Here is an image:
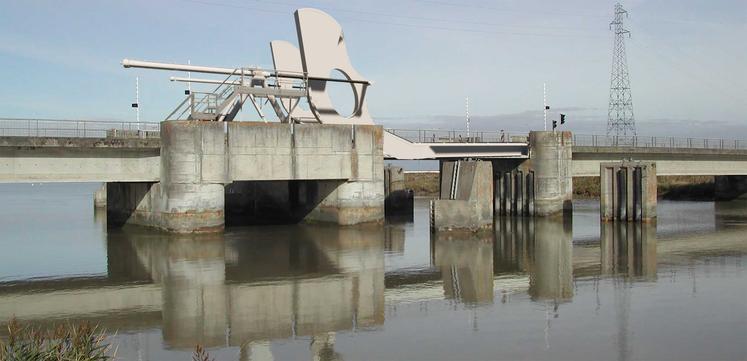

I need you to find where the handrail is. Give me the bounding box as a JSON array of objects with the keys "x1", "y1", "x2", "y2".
[
  {"x1": 0, "y1": 118, "x2": 159, "y2": 139},
  {"x1": 2, "y1": 119, "x2": 746, "y2": 150}
]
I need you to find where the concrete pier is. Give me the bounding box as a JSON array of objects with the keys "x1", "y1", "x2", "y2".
[
  {"x1": 430, "y1": 160, "x2": 493, "y2": 232},
  {"x1": 600, "y1": 161, "x2": 657, "y2": 222},
  {"x1": 528, "y1": 131, "x2": 573, "y2": 217},
  {"x1": 107, "y1": 121, "x2": 385, "y2": 232},
  {"x1": 94, "y1": 183, "x2": 107, "y2": 208},
  {"x1": 384, "y1": 165, "x2": 414, "y2": 217},
  {"x1": 493, "y1": 161, "x2": 534, "y2": 217}
]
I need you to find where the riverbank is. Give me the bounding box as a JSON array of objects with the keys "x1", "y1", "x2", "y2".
[{"x1": 405, "y1": 172, "x2": 715, "y2": 201}]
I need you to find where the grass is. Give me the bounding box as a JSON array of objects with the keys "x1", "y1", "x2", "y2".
[{"x1": 0, "y1": 319, "x2": 114, "y2": 361}]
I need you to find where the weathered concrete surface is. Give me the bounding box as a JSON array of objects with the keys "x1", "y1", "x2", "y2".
[
  {"x1": 600, "y1": 161, "x2": 657, "y2": 222},
  {"x1": 94, "y1": 183, "x2": 107, "y2": 208},
  {"x1": 430, "y1": 160, "x2": 493, "y2": 232},
  {"x1": 0, "y1": 136, "x2": 160, "y2": 182},
  {"x1": 493, "y1": 159, "x2": 535, "y2": 217},
  {"x1": 108, "y1": 122, "x2": 226, "y2": 232},
  {"x1": 573, "y1": 146, "x2": 747, "y2": 176},
  {"x1": 529, "y1": 131, "x2": 573, "y2": 217},
  {"x1": 106, "y1": 121, "x2": 384, "y2": 231},
  {"x1": 384, "y1": 165, "x2": 414, "y2": 216},
  {"x1": 714, "y1": 175, "x2": 747, "y2": 200}
]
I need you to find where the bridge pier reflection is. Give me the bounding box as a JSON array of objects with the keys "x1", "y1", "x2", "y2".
[
  {"x1": 600, "y1": 222, "x2": 657, "y2": 280},
  {"x1": 494, "y1": 218, "x2": 574, "y2": 303},
  {"x1": 105, "y1": 224, "x2": 385, "y2": 354}
]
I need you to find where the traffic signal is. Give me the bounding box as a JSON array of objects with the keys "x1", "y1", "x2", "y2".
[
  {"x1": 552, "y1": 120, "x2": 558, "y2": 130},
  {"x1": 560, "y1": 113, "x2": 566, "y2": 125}
]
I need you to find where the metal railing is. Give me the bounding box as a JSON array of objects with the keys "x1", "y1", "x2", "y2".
[
  {"x1": 385, "y1": 128, "x2": 527, "y2": 143},
  {"x1": 573, "y1": 134, "x2": 747, "y2": 150},
  {"x1": 0, "y1": 118, "x2": 160, "y2": 139},
  {"x1": 2, "y1": 119, "x2": 746, "y2": 151}
]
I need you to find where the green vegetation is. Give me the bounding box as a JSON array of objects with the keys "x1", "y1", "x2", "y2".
[
  {"x1": 405, "y1": 172, "x2": 440, "y2": 197},
  {"x1": 0, "y1": 319, "x2": 113, "y2": 361}
]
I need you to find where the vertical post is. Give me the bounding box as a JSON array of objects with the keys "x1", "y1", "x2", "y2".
[
  {"x1": 600, "y1": 165, "x2": 614, "y2": 221},
  {"x1": 135, "y1": 76, "x2": 140, "y2": 123},
  {"x1": 617, "y1": 168, "x2": 627, "y2": 221},
  {"x1": 640, "y1": 163, "x2": 657, "y2": 221},
  {"x1": 515, "y1": 171, "x2": 524, "y2": 216},
  {"x1": 626, "y1": 164, "x2": 635, "y2": 222},
  {"x1": 503, "y1": 172, "x2": 512, "y2": 216},
  {"x1": 525, "y1": 171, "x2": 535, "y2": 216},
  {"x1": 543, "y1": 83, "x2": 547, "y2": 131}
]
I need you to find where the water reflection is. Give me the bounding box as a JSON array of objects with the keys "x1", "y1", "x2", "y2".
[
  {"x1": 600, "y1": 222, "x2": 657, "y2": 280},
  {"x1": 1, "y1": 197, "x2": 746, "y2": 360},
  {"x1": 494, "y1": 218, "x2": 573, "y2": 303},
  {"x1": 2, "y1": 224, "x2": 384, "y2": 360},
  {"x1": 431, "y1": 233, "x2": 493, "y2": 304}
]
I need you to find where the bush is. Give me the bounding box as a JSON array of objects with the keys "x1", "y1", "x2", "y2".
[{"x1": 0, "y1": 319, "x2": 113, "y2": 361}]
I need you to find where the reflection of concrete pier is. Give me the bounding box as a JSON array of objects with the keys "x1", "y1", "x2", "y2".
[
  {"x1": 493, "y1": 218, "x2": 573, "y2": 302},
  {"x1": 0, "y1": 225, "x2": 384, "y2": 358},
  {"x1": 432, "y1": 233, "x2": 494, "y2": 304},
  {"x1": 601, "y1": 222, "x2": 657, "y2": 280}
]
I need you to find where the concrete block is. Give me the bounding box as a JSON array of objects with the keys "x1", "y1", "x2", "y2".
[{"x1": 431, "y1": 160, "x2": 493, "y2": 232}]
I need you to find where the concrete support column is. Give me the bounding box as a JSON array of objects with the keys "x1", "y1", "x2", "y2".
[
  {"x1": 94, "y1": 183, "x2": 107, "y2": 208},
  {"x1": 715, "y1": 175, "x2": 747, "y2": 201},
  {"x1": 600, "y1": 161, "x2": 656, "y2": 222},
  {"x1": 384, "y1": 165, "x2": 414, "y2": 216},
  {"x1": 157, "y1": 121, "x2": 227, "y2": 232},
  {"x1": 528, "y1": 131, "x2": 572, "y2": 217},
  {"x1": 304, "y1": 125, "x2": 384, "y2": 225}
]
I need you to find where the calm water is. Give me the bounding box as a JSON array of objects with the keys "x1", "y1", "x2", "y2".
[{"x1": 0, "y1": 183, "x2": 746, "y2": 361}]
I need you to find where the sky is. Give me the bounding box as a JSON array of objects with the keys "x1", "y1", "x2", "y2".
[{"x1": 0, "y1": 0, "x2": 745, "y2": 138}]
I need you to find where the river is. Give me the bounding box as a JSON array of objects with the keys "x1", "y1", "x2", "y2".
[{"x1": 0, "y1": 183, "x2": 745, "y2": 360}]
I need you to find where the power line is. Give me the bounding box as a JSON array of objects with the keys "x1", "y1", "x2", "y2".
[{"x1": 181, "y1": 0, "x2": 605, "y2": 39}]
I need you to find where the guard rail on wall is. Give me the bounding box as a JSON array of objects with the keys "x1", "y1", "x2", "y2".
[
  {"x1": 573, "y1": 134, "x2": 747, "y2": 150},
  {"x1": 385, "y1": 128, "x2": 527, "y2": 143},
  {"x1": 0, "y1": 118, "x2": 160, "y2": 139}
]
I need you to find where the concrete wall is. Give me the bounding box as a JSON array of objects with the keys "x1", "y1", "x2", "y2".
[
  {"x1": 529, "y1": 131, "x2": 573, "y2": 216},
  {"x1": 430, "y1": 160, "x2": 493, "y2": 232},
  {"x1": 0, "y1": 137, "x2": 159, "y2": 183},
  {"x1": 107, "y1": 121, "x2": 384, "y2": 232}
]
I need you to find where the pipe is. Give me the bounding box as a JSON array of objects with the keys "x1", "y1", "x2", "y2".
[
  {"x1": 170, "y1": 76, "x2": 241, "y2": 85},
  {"x1": 122, "y1": 58, "x2": 370, "y2": 85}
]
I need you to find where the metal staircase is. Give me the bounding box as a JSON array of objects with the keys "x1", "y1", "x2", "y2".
[{"x1": 164, "y1": 68, "x2": 310, "y2": 123}]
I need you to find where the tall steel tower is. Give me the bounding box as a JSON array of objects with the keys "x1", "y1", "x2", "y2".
[{"x1": 607, "y1": 3, "x2": 636, "y2": 142}]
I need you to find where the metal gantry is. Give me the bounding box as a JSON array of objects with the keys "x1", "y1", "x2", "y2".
[{"x1": 607, "y1": 3, "x2": 637, "y2": 144}]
